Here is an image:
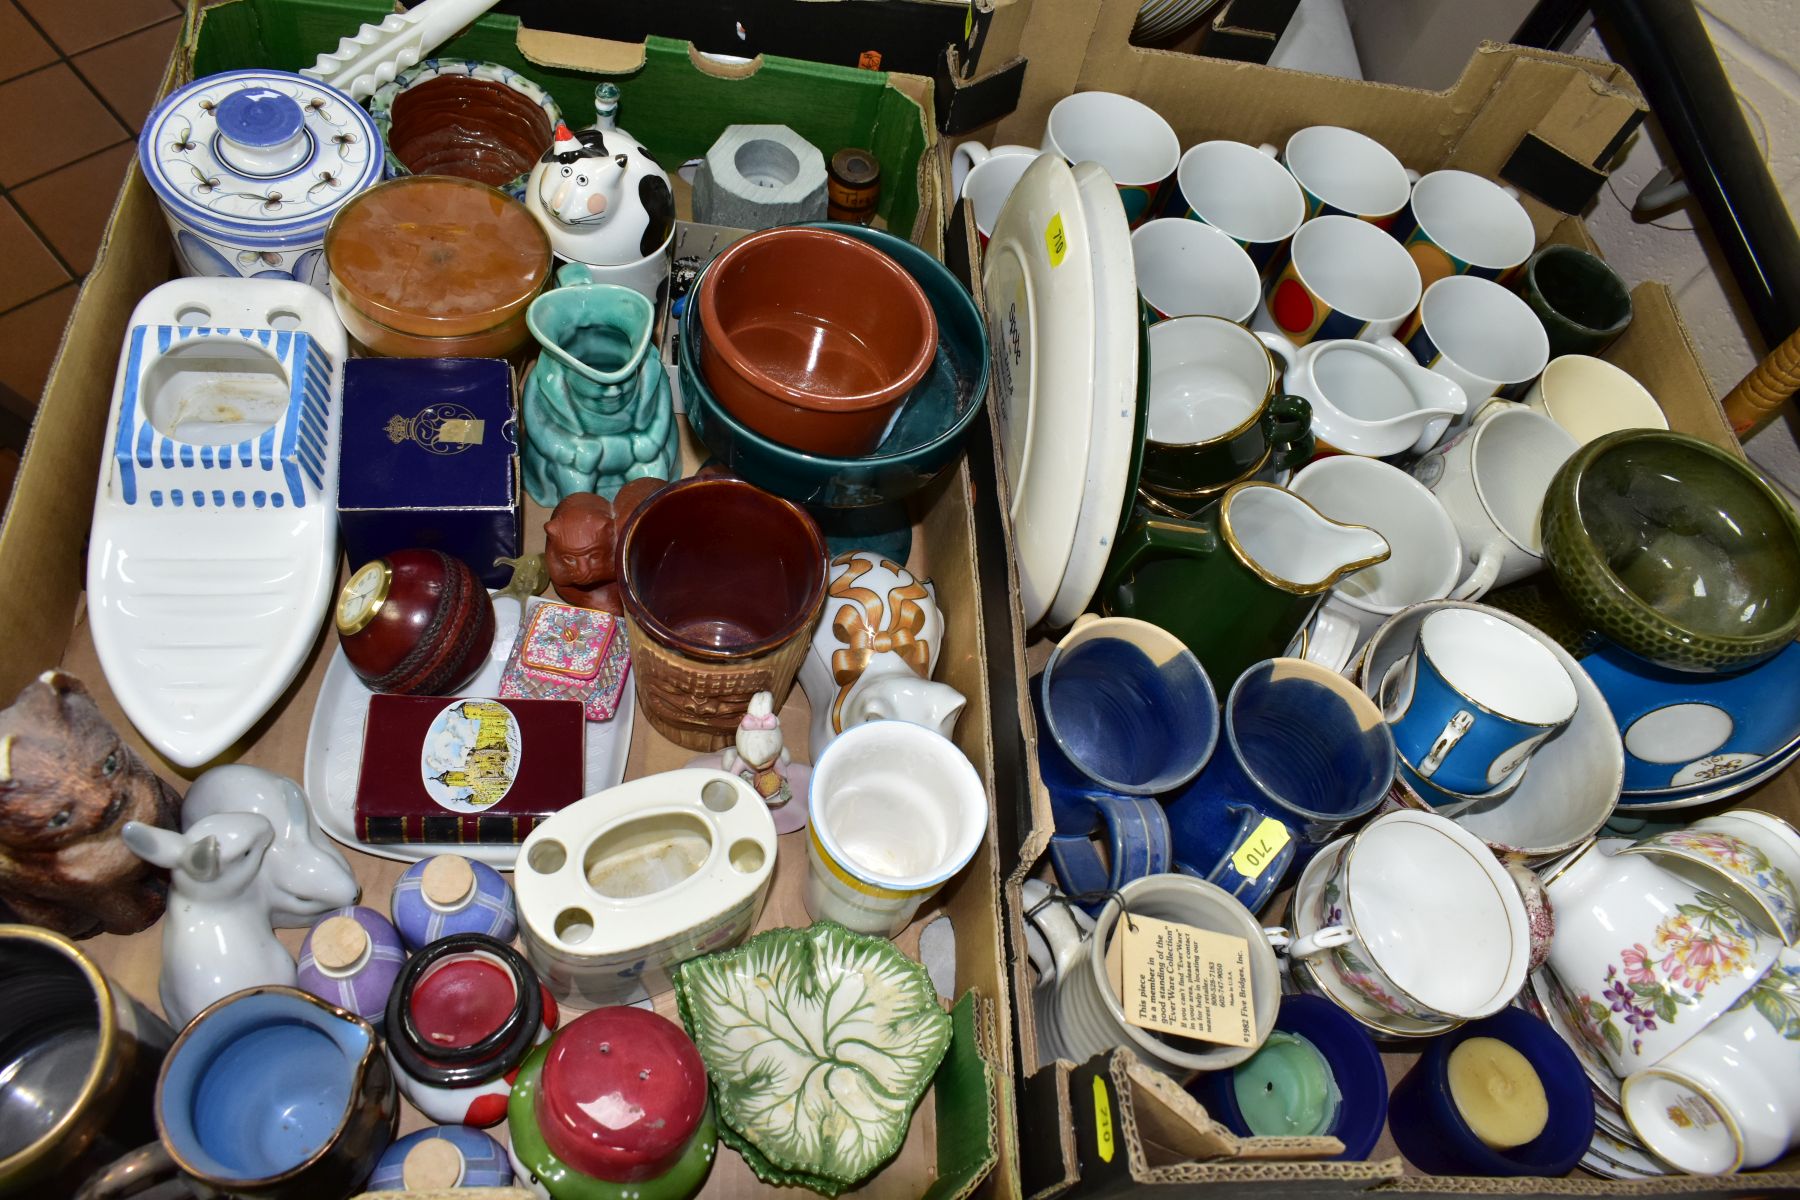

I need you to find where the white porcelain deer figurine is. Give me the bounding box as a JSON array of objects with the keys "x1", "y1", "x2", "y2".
[
  {"x1": 182, "y1": 765, "x2": 359, "y2": 928},
  {"x1": 122, "y1": 812, "x2": 296, "y2": 1028}
]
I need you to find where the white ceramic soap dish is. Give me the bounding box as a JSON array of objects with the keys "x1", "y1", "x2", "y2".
[{"x1": 87, "y1": 278, "x2": 347, "y2": 768}]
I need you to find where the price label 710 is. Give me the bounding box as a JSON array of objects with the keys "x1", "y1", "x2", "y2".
[{"x1": 1230, "y1": 817, "x2": 1293, "y2": 881}]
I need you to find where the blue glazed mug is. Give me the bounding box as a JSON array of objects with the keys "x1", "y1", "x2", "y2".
[
  {"x1": 1034, "y1": 614, "x2": 1218, "y2": 902},
  {"x1": 1382, "y1": 607, "x2": 1578, "y2": 801},
  {"x1": 78, "y1": 986, "x2": 398, "y2": 1200},
  {"x1": 1164, "y1": 658, "x2": 1393, "y2": 911},
  {"x1": 1388, "y1": 1006, "x2": 1595, "y2": 1176}
]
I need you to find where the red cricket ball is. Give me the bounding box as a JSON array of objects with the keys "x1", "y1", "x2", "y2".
[{"x1": 334, "y1": 548, "x2": 495, "y2": 694}]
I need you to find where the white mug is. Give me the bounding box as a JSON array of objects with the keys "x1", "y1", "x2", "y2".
[
  {"x1": 1289, "y1": 456, "x2": 1473, "y2": 672},
  {"x1": 1020, "y1": 873, "x2": 1287, "y2": 1077},
  {"x1": 1398, "y1": 169, "x2": 1536, "y2": 287},
  {"x1": 1400, "y1": 274, "x2": 1549, "y2": 409},
  {"x1": 961, "y1": 151, "x2": 1038, "y2": 245},
  {"x1": 1523, "y1": 353, "x2": 1669, "y2": 444},
  {"x1": 1167, "y1": 140, "x2": 1305, "y2": 276},
  {"x1": 950, "y1": 140, "x2": 1034, "y2": 202},
  {"x1": 1409, "y1": 403, "x2": 1578, "y2": 595},
  {"x1": 1253, "y1": 215, "x2": 1422, "y2": 345},
  {"x1": 1282, "y1": 125, "x2": 1417, "y2": 225},
  {"x1": 1131, "y1": 218, "x2": 1261, "y2": 325},
  {"x1": 1042, "y1": 91, "x2": 1180, "y2": 226},
  {"x1": 1621, "y1": 946, "x2": 1800, "y2": 1174},
  {"x1": 804, "y1": 720, "x2": 987, "y2": 937}
]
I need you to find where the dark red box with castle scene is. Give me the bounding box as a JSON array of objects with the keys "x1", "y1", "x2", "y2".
[{"x1": 354, "y1": 695, "x2": 586, "y2": 844}]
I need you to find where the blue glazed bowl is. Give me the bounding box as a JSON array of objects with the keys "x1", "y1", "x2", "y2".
[
  {"x1": 680, "y1": 223, "x2": 989, "y2": 509},
  {"x1": 1185, "y1": 994, "x2": 1387, "y2": 1160},
  {"x1": 1388, "y1": 1006, "x2": 1595, "y2": 1176}
]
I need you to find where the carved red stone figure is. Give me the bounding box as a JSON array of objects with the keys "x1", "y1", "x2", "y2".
[{"x1": 543, "y1": 479, "x2": 664, "y2": 613}]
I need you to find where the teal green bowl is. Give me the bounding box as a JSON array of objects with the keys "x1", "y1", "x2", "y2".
[{"x1": 680, "y1": 223, "x2": 988, "y2": 509}]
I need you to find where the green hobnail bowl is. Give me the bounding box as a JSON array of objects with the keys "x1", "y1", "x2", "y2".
[{"x1": 1540, "y1": 429, "x2": 1800, "y2": 673}]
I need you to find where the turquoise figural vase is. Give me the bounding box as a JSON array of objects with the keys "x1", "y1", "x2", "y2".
[{"x1": 523, "y1": 283, "x2": 677, "y2": 504}]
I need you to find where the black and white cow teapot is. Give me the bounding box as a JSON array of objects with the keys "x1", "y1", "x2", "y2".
[{"x1": 525, "y1": 83, "x2": 674, "y2": 270}]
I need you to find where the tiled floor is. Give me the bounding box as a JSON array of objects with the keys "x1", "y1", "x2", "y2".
[{"x1": 0, "y1": 0, "x2": 187, "y2": 438}]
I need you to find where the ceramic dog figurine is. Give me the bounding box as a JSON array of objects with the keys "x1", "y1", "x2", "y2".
[
  {"x1": 798, "y1": 550, "x2": 966, "y2": 756},
  {"x1": 525, "y1": 85, "x2": 673, "y2": 268},
  {"x1": 122, "y1": 812, "x2": 296, "y2": 1028},
  {"x1": 542, "y1": 480, "x2": 664, "y2": 612},
  {"x1": 182, "y1": 764, "x2": 359, "y2": 928},
  {"x1": 0, "y1": 671, "x2": 181, "y2": 938}
]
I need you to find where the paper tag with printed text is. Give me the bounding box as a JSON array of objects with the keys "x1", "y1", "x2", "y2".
[{"x1": 1115, "y1": 914, "x2": 1256, "y2": 1047}]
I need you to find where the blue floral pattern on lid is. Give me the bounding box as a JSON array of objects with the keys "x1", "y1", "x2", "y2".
[{"x1": 139, "y1": 68, "x2": 381, "y2": 241}]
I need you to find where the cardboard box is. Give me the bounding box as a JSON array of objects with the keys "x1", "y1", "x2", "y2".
[
  {"x1": 0, "y1": 4, "x2": 1017, "y2": 1198},
  {"x1": 942, "y1": 12, "x2": 1800, "y2": 1195}
]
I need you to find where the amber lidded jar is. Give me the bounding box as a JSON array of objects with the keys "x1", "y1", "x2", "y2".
[{"x1": 325, "y1": 175, "x2": 551, "y2": 359}]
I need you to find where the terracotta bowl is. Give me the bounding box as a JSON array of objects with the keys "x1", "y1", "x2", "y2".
[
  {"x1": 1541, "y1": 429, "x2": 1800, "y2": 673},
  {"x1": 696, "y1": 226, "x2": 937, "y2": 457},
  {"x1": 615, "y1": 476, "x2": 828, "y2": 748}
]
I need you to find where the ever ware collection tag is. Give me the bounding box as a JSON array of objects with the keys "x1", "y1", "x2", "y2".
[{"x1": 1104, "y1": 914, "x2": 1256, "y2": 1048}]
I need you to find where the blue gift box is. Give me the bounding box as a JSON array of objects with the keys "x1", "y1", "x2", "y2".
[{"x1": 338, "y1": 358, "x2": 521, "y2": 587}]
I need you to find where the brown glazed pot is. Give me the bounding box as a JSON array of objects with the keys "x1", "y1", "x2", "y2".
[
  {"x1": 0, "y1": 926, "x2": 174, "y2": 1196},
  {"x1": 335, "y1": 549, "x2": 496, "y2": 695},
  {"x1": 615, "y1": 476, "x2": 828, "y2": 749},
  {"x1": 696, "y1": 226, "x2": 937, "y2": 457},
  {"x1": 386, "y1": 75, "x2": 554, "y2": 191}
]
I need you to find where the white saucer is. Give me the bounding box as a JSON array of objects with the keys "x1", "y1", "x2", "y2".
[
  {"x1": 1043, "y1": 161, "x2": 1139, "y2": 629},
  {"x1": 984, "y1": 153, "x2": 1097, "y2": 629},
  {"x1": 301, "y1": 594, "x2": 634, "y2": 868}
]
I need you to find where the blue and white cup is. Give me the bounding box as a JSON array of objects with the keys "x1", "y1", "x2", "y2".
[
  {"x1": 1164, "y1": 657, "x2": 1394, "y2": 912},
  {"x1": 1382, "y1": 607, "x2": 1578, "y2": 801},
  {"x1": 1164, "y1": 140, "x2": 1306, "y2": 277},
  {"x1": 1034, "y1": 614, "x2": 1218, "y2": 902}
]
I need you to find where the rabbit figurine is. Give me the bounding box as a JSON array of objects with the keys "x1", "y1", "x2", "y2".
[
  {"x1": 122, "y1": 812, "x2": 296, "y2": 1028},
  {"x1": 182, "y1": 765, "x2": 359, "y2": 928}
]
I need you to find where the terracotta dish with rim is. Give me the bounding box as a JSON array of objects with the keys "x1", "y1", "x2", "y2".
[{"x1": 696, "y1": 225, "x2": 937, "y2": 456}]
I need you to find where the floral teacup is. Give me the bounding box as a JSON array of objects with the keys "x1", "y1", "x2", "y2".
[
  {"x1": 1620, "y1": 823, "x2": 1800, "y2": 946},
  {"x1": 1621, "y1": 946, "x2": 1800, "y2": 1174},
  {"x1": 1542, "y1": 838, "x2": 1780, "y2": 1078},
  {"x1": 1302, "y1": 809, "x2": 1530, "y2": 1025}
]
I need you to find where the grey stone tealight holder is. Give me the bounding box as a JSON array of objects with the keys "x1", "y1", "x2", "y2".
[{"x1": 692, "y1": 124, "x2": 829, "y2": 230}]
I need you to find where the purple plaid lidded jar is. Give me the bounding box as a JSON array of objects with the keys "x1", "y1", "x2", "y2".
[
  {"x1": 297, "y1": 905, "x2": 408, "y2": 1030},
  {"x1": 391, "y1": 854, "x2": 519, "y2": 952}
]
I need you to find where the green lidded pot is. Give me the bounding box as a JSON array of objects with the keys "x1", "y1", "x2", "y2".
[{"x1": 1540, "y1": 428, "x2": 1800, "y2": 673}]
